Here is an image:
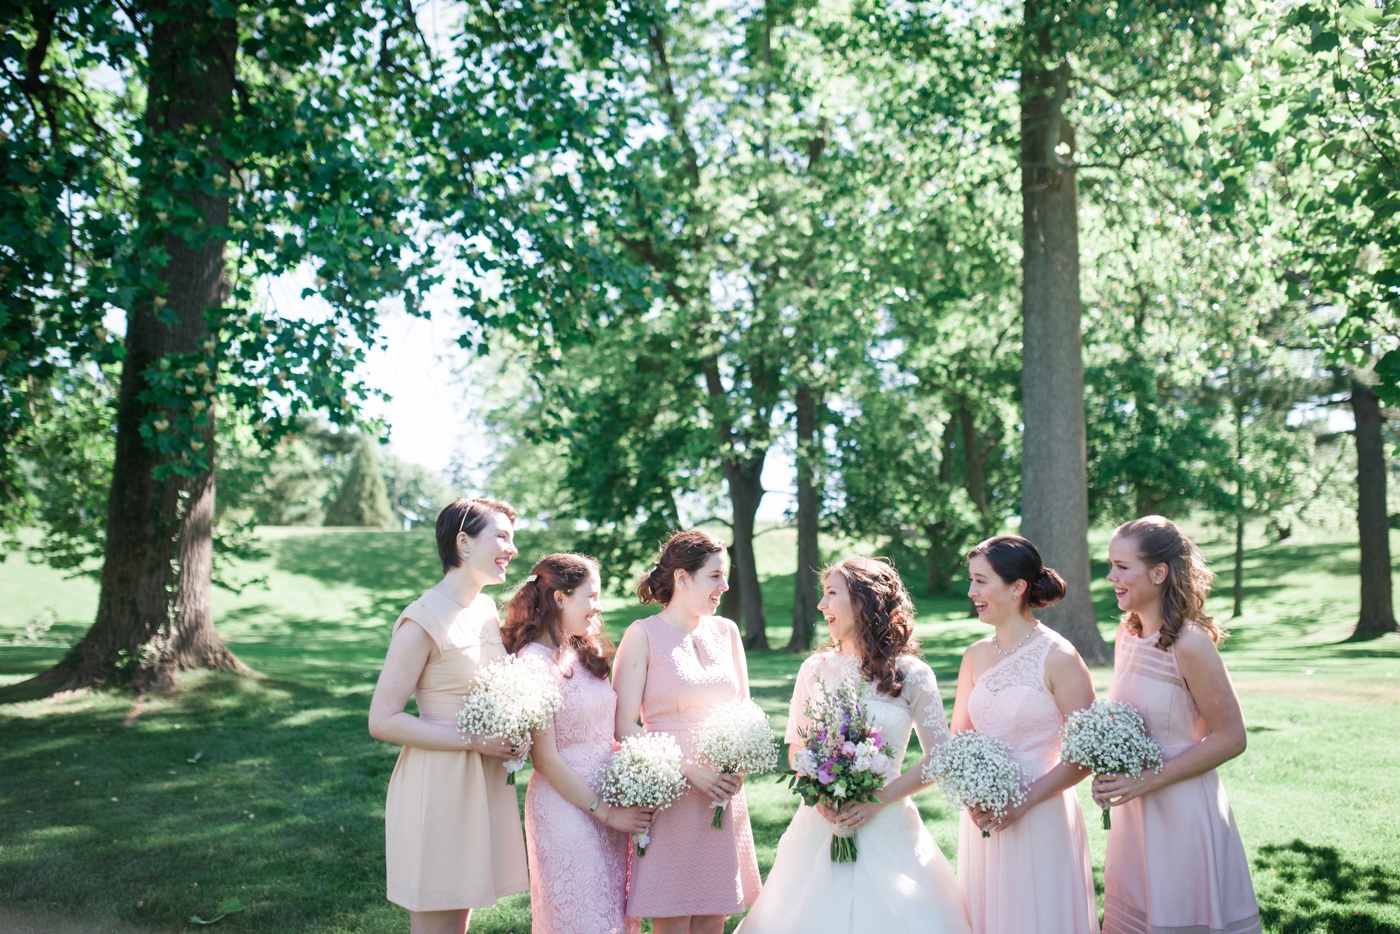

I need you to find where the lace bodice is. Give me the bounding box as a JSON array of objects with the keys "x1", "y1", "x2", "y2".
[
  {"x1": 966, "y1": 628, "x2": 1065, "y2": 765},
  {"x1": 517, "y1": 641, "x2": 618, "y2": 777},
  {"x1": 785, "y1": 651, "x2": 952, "y2": 779}
]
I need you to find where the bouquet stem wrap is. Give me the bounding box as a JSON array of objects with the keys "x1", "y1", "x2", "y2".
[{"x1": 830, "y1": 820, "x2": 857, "y2": 862}]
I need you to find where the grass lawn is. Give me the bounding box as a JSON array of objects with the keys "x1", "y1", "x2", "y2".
[{"x1": 1, "y1": 523, "x2": 1397, "y2": 933}]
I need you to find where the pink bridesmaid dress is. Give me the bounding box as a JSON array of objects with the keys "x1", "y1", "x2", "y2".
[
  {"x1": 519, "y1": 641, "x2": 638, "y2": 934},
  {"x1": 1102, "y1": 624, "x2": 1260, "y2": 934},
  {"x1": 957, "y1": 626, "x2": 1097, "y2": 934},
  {"x1": 624, "y1": 615, "x2": 762, "y2": 919}
]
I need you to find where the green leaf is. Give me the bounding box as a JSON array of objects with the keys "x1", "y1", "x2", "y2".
[
  {"x1": 1182, "y1": 114, "x2": 1202, "y2": 146},
  {"x1": 189, "y1": 898, "x2": 245, "y2": 925}
]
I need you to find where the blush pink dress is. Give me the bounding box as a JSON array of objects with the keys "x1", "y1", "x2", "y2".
[
  {"x1": 519, "y1": 641, "x2": 639, "y2": 934},
  {"x1": 624, "y1": 615, "x2": 762, "y2": 919},
  {"x1": 958, "y1": 627, "x2": 1097, "y2": 934},
  {"x1": 1102, "y1": 624, "x2": 1260, "y2": 934},
  {"x1": 383, "y1": 590, "x2": 528, "y2": 911}
]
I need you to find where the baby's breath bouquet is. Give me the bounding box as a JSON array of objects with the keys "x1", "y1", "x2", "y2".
[
  {"x1": 1059, "y1": 700, "x2": 1163, "y2": 829},
  {"x1": 597, "y1": 732, "x2": 690, "y2": 856},
  {"x1": 784, "y1": 673, "x2": 895, "y2": 862},
  {"x1": 692, "y1": 699, "x2": 781, "y2": 828},
  {"x1": 921, "y1": 730, "x2": 1027, "y2": 838},
  {"x1": 455, "y1": 654, "x2": 563, "y2": 784}
]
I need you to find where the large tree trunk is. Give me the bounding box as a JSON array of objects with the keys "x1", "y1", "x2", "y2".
[
  {"x1": 1350, "y1": 381, "x2": 1397, "y2": 639},
  {"x1": 2, "y1": 0, "x2": 246, "y2": 701},
  {"x1": 1016, "y1": 4, "x2": 1110, "y2": 665},
  {"x1": 787, "y1": 384, "x2": 821, "y2": 651},
  {"x1": 720, "y1": 455, "x2": 768, "y2": 650}
]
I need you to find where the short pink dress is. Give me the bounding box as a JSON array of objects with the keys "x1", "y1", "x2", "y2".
[
  {"x1": 519, "y1": 641, "x2": 639, "y2": 934},
  {"x1": 624, "y1": 615, "x2": 762, "y2": 919},
  {"x1": 957, "y1": 627, "x2": 1097, "y2": 934},
  {"x1": 1102, "y1": 624, "x2": 1260, "y2": 934},
  {"x1": 383, "y1": 590, "x2": 528, "y2": 910}
]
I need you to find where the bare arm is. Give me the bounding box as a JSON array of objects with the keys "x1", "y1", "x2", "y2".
[
  {"x1": 611, "y1": 621, "x2": 649, "y2": 741},
  {"x1": 367, "y1": 620, "x2": 513, "y2": 757},
  {"x1": 949, "y1": 646, "x2": 979, "y2": 733},
  {"x1": 528, "y1": 718, "x2": 651, "y2": 835},
  {"x1": 728, "y1": 618, "x2": 750, "y2": 699},
  {"x1": 1094, "y1": 627, "x2": 1247, "y2": 808}
]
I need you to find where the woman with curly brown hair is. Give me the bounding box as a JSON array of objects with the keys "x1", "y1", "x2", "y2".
[
  {"x1": 501, "y1": 553, "x2": 652, "y2": 934},
  {"x1": 951, "y1": 535, "x2": 1096, "y2": 934},
  {"x1": 735, "y1": 557, "x2": 971, "y2": 934},
  {"x1": 1095, "y1": 517, "x2": 1259, "y2": 934}
]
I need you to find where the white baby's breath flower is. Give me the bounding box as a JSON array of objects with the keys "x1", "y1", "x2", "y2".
[
  {"x1": 922, "y1": 730, "x2": 1027, "y2": 838},
  {"x1": 597, "y1": 733, "x2": 690, "y2": 856},
  {"x1": 456, "y1": 654, "x2": 563, "y2": 783},
  {"x1": 692, "y1": 699, "x2": 780, "y2": 826},
  {"x1": 1059, "y1": 700, "x2": 1163, "y2": 829}
]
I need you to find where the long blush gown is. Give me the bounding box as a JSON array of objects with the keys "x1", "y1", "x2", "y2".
[
  {"x1": 383, "y1": 590, "x2": 528, "y2": 911},
  {"x1": 519, "y1": 641, "x2": 638, "y2": 934},
  {"x1": 1101, "y1": 623, "x2": 1260, "y2": 934},
  {"x1": 957, "y1": 626, "x2": 1097, "y2": 934},
  {"x1": 624, "y1": 615, "x2": 762, "y2": 919},
  {"x1": 735, "y1": 651, "x2": 972, "y2": 934}
]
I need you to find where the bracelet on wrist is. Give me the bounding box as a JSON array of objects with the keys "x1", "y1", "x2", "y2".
[{"x1": 588, "y1": 794, "x2": 603, "y2": 814}]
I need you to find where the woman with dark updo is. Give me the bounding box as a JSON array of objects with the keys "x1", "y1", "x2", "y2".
[{"x1": 950, "y1": 535, "x2": 1097, "y2": 934}]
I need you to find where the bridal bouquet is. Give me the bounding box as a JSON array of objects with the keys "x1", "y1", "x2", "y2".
[
  {"x1": 785, "y1": 673, "x2": 895, "y2": 862},
  {"x1": 692, "y1": 699, "x2": 781, "y2": 828},
  {"x1": 455, "y1": 654, "x2": 563, "y2": 784},
  {"x1": 597, "y1": 732, "x2": 690, "y2": 856},
  {"x1": 1059, "y1": 699, "x2": 1163, "y2": 829},
  {"x1": 921, "y1": 730, "x2": 1027, "y2": 837}
]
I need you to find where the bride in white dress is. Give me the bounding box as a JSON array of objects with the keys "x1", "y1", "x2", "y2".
[{"x1": 736, "y1": 558, "x2": 971, "y2": 934}]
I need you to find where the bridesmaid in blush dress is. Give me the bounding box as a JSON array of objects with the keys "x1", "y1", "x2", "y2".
[
  {"x1": 612, "y1": 530, "x2": 762, "y2": 934},
  {"x1": 952, "y1": 535, "x2": 1097, "y2": 934},
  {"x1": 368, "y1": 498, "x2": 528, "y2": 934},
  {"x1": 1095, "y1": 517, "x2": 1260, "y2": 934},
  {"x1": 502, "y1": 553, "x2": 651, "y2": 934}
]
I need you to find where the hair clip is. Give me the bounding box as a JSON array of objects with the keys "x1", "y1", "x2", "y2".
[{"x1": 526, "y1": 574, "x2": 538, "y2": 583}]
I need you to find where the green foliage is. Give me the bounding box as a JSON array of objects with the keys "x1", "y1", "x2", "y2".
[{"x1": 322, "y1": 438, "x2": 394, "y2": 529}]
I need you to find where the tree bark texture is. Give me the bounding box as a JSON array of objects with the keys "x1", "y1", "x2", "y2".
[
  {"x1": 1350, "y1": 382, "x2": 1397, "y2": 639},
  {"x1": 787, "y1": 384, "x2": 820, "y2": 651},
  {"x1": 725, "y1": 456, "x2": 769, "y2": 650},
  {"x1": 4, "y1": 0, "x2": 247, "y2": 700},
  {"x1": 1016, "y1": 5, "x2": 1110, "y2": 665}
]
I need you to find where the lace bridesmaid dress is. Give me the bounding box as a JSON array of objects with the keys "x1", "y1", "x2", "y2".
[
  {"x1": 384, "y1": 590, "x2": 528, "y2": 910},
  {"x1": 958, "y1": 626, "x2": 1096, "y2": 934},
  {"x1": 735, "y1": 652, "x2": 971, "y2": 934},
  {"x1": 625, "y1": 615, "x2": 762, "y2": 919},
  {"x1": 1101, "y1": 624, "x2": 1260, "y2": 934},
  {"x1": 519, "y1": 642, "x2": 638, "y2": 934}
]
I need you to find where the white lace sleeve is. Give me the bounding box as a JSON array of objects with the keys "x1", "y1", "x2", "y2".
[
  {"x1": 903, "y1": 659, "x2": 952, "y2": 752},
  {"x1": 784, "y1": 654, "x2": 823, "y2": 745}
]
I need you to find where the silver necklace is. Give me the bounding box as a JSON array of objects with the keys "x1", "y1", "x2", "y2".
[{"x1": 992, "y1": 624, "x2": 1039, "y2": 657}]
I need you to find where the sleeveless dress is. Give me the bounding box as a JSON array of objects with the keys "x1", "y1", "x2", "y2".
[
  {"x1": 735, "y1": 652, "x2": 972, "y2": 934},
  {"x1": 519, "y1": 641, "x2": 639, "y2": 934},
  {"x1": 625, "y1": 615, "x2": 763, "y2": 918},
  {"x1": 383, "y1": 590, "x2": 528, "y2": 911},
  {"x1": 958, "y1": 627, "x2": 1097, "y2": 934},
  {"x1": 1101, "y1": 625, "x2": 1261, "y2": 934}
]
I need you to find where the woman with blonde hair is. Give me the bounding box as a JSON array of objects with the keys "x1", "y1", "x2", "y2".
[
  {"x1": 1096, "y1": 516, "x2": 1260, "y2": 934},
  {"x1": 502, "y1": 552, "x2": 650, "y2": 934}
]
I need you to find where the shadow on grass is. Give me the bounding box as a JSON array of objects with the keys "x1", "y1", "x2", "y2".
[{"x1": 1255, "y1": 839, "x2": 1400, "y2": 933}]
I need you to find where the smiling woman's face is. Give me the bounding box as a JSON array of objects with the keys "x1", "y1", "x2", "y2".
[
  {"x1": 462, "y1": 510, "x2": 518, "y2": 584},
  {"x1": 818, "y1": 570, "x2": 856, "y2": 648},
  {"x1": 966, "y1": 554, "x2": 1022, "y2": 626}
]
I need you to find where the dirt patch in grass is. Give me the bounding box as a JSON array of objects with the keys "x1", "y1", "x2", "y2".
[{"x1": 0, "y1": 907, "x2": 173, "y2": 934}]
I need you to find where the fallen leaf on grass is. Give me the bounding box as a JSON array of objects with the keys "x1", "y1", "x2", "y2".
[
  {"x1": 187, "y1": 751, "x2": 204, "y2": 765},
  {"x1": 190, "y1": 897, "x2": 245, "y2": 925}
]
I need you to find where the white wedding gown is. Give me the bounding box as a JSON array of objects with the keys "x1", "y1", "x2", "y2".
[{"x1": 735, "y1": 651, "x2": 971, "y2": 934}]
